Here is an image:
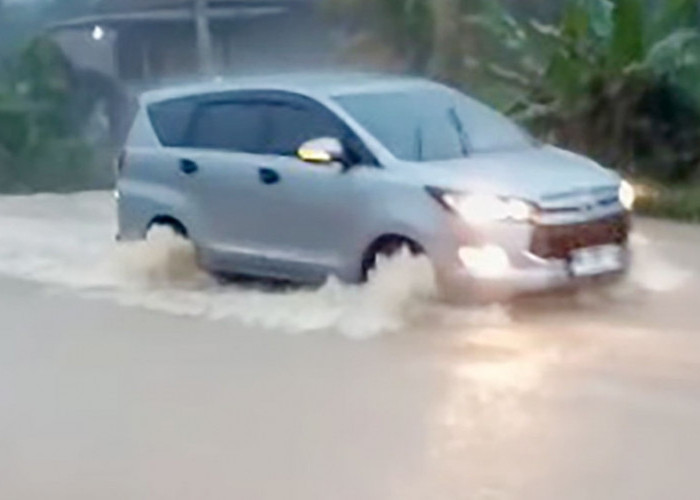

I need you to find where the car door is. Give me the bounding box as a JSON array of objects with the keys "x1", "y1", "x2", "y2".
[
  {"x1": 246, "y1": 93, "x2": 378, "y2": 282},
  {"x1": 172, "y1": 94, "x2": 281, "y2": 274},
  {"x1": 174, "y1": 91, "x2": 376, "y2": 281}
]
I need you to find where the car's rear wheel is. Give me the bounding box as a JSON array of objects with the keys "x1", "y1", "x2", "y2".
[{"x1": 147, "y1": 216, "x2": 188, "y2": 239}]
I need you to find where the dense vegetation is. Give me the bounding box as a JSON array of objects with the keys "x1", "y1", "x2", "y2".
[
  {"x1": 0, "y1": 0, "x2": 113, "y2": 192},
  {"x1": 0, "y1": 37, "x2": 111, "y2": 192},
  {"x1": 332, "y1": 0, "x2": 700, "y2": 219},
  {"x1": 334, "y1": 0, "x2": 700, "y2": 181},
  {"x1": 2, "y1": 0, "x2": 700, "y2": 219},
  {"x1": 473, "y1": 0, "x2": 700, "y2": 183}
]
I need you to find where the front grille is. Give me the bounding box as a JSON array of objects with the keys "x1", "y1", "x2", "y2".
[{"x1": 530, "y1": 214, "x2": 631, "y2": 260}]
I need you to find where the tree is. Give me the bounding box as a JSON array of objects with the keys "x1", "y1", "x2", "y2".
[
  {"x1": 0, "y1": 37, "x2": 110, "y2": 192},
  {"x1": 469, "y1": 0, "x2": 700, "y2": 181}
]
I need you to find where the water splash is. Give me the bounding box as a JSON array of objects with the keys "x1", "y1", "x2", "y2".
[
  {"x1": 0, "y1": 193, "x2": 445, "y2": 338},
  {"x1": 627, "y1": 232, "x2": 692, "y2": 293},
  {"x1": 0, "y1": 192, "x2": 691, "y2": 338}
]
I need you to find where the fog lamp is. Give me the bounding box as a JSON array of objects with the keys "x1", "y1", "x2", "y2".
[{"x1": 459, "y1": 245, "x2": 510, "y2": 279}]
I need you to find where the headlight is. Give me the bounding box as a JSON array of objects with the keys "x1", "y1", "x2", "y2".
[
  {"x1": 430, "y1": 189, "x2": 535, "y2": 224},
  {"x1": 619, "y1": 180, "x2": 636, "y2": 211}
]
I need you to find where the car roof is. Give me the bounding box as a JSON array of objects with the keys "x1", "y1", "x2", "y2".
[{"x1": 139, "y1": 72, "x2": 443, "y2": 105}]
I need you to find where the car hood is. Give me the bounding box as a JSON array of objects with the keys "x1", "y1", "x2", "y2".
[{"x1": 402, "y1": 146, "x2": 620, "y2": 204}]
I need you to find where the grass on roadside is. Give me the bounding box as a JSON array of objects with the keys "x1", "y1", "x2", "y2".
[{"x1": 634, "y1": 181, "x2": 700, "y2": 222}]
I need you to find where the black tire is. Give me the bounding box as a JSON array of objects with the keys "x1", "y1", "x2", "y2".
[
  {"x1": 147, "y1": 217, "x2": 188, "y2": 239},
  {"x1": 361, "y1": 236, "x2": 423, "y2": 281}
]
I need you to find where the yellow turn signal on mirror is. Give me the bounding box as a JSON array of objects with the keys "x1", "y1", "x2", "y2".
[{"x1": 298, "y1": 148, "x2": 331, "y2": 163}]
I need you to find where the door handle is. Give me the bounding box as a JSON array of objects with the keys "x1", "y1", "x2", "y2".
[
  {"x1": 180, "y1": 159, "x2": 199, "y2": 175},
  {"x1": 258, "y1": 168, "x2": 280, "y2": 185}
]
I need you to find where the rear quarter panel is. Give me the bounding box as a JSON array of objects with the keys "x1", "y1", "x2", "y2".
[{"x1": 116, "y1": 109, "x2": 195, "y2": 241}]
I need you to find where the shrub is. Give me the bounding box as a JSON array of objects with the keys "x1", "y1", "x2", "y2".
[
  {"x1": 468, "y1": 0, "x2": 700, "y2": 181},
  {"x1": 0, "y1": 37, "x2": 112, "y2": 192}
]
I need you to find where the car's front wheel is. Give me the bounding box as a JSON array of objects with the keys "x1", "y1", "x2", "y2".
[{"x1": 361, "y1": 236, "x2": 424, "y2": 281}]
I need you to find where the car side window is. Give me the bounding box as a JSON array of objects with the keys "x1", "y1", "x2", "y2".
[
  {"x1": 265, "y1": 102, "x2": 343, "y2": 157},
  {"x1": 263, "y1": 96, "x2": 378, "y2": 166},
  {"x1": 148, "y1": 97, "x2": 198, "y2": 147},
  {"x1": 189, "y1": 101, "x2": 267, "y2": 154}
]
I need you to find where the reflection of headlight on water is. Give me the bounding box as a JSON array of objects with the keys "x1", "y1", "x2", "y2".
[{"x1": 436, "y1": 328, "x2": 557, "y2": 450}]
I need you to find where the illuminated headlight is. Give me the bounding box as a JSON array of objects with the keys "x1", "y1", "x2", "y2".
[
  {"x1": 433, "y1": 190, "x2": 535, "y2": 224},
  {"x1": 619, "y1": 180, "x2": 636, "y2": 211}
]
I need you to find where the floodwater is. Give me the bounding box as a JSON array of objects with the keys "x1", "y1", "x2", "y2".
[{"x1": 0, "y1": 192, "x2": 699, "y2": 499}]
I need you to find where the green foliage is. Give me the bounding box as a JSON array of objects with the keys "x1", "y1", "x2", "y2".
[
  {"x1": 0, "y1": 0, "x2": 110, "y2": 192},
  {"x1": 0, "y1": 39, "x2": 71, "y2": 155},
  {"x1": 333, "y1": 0, "x2": 700, "y2": 183},
  {"x1": 609, "y1": 0, "x2": 645, "y2": 68},
  {"x1": 635, "y1": 181, "x2": 700, "y2": 222},
  {"x1": 469, "y1": 0, "x2": 700, "y2": 181},
  {"x1": 0, "y1": 37, "x2": 109, "y2": 193}
]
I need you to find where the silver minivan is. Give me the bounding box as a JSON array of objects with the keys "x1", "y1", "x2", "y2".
[{"x1": 116, "y1": 73, "x2": 634, "y2": 299}]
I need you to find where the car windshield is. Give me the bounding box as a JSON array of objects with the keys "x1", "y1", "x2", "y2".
[{"x1": 335, "y1": 87, "x2": 534, "y2": 162}]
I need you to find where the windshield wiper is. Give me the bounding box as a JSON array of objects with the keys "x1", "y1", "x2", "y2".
[
  {"x1": 448, "y1": 107, "x2": 470, "y2": 157},
  {"x1": 415, "y1": 126, "x2": 424, "y2": 161}
]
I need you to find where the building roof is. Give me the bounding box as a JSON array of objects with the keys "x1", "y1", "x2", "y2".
[
  {"x1": 51, "y1": 0, "x2": 314, "y2": 30},
  {"x1": 95, "y1": 0, "x2": 316, "y2": 13}
]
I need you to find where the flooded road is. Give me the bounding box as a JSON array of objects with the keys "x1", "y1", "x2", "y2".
[{"x1": 1, "y1": 192, "x2": 699, "y2": 499}]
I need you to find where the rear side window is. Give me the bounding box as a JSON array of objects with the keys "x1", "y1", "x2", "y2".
[
  {"x1": 148, "y1": 97, "x2": 198, "y2": 147},
  {"x1": 189, "y1": 101, "x2": 267, "y2": 153}
]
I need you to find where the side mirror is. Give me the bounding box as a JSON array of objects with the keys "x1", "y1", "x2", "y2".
[{"x1": 297, "y1": 137, "x2": 347, "y2": 168}]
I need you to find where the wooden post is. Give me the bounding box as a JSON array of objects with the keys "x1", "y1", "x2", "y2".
[{"x1": 193, "y1": 0, "x2": 214, "y2": 75}]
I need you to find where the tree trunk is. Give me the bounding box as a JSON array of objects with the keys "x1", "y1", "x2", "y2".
[
  {"x1": 427, "y1": 0, "x2": 462, "y2": 82},
  {"x1": 193, "y1": 0, "x2": 214, "y2": 75}
]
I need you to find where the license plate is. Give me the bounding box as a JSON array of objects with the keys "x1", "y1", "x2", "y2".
[{"x1": 570, "y1": 245, "x2": 624, "y2": 277}]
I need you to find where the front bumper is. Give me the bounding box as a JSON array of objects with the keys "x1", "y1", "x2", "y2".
[
  {"x1": 436, "y1": 211, "x2": 632, "y2": 302},
  {"x1": 441, "y1": 246, "x2": 631, "y2": 302}
]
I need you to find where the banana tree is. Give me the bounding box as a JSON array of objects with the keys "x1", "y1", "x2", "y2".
[{"x1": 468, "y1": 0, "x2": 700, "y2": 181}]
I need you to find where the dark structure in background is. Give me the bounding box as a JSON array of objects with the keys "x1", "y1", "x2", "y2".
[
  {"x1": 48, "y1": 0, "x2": 337, "y2": 147},
  {"x1": 50, "y1": 0, "x2": 336, "y2": 85}
]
